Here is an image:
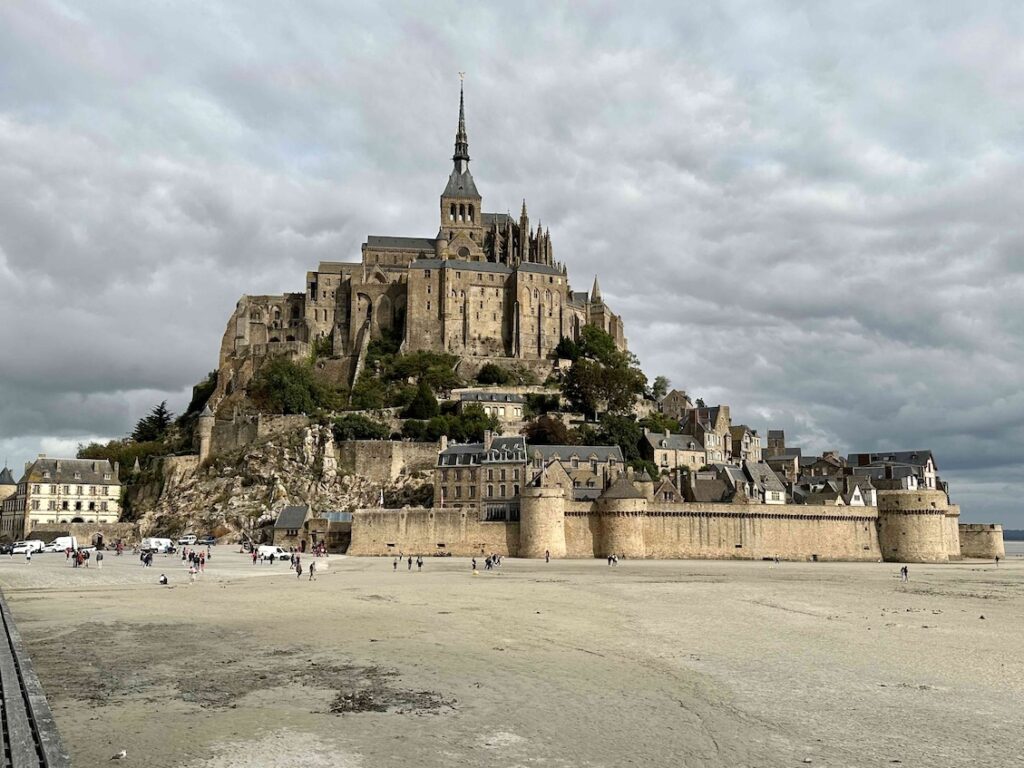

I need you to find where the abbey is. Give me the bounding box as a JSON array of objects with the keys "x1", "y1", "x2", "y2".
[{"x1": 215, "y1": 84, "x2": 626, "y2": 399}]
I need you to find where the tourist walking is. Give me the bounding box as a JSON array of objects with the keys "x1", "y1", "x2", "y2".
[
  {"x1": 308, "y1": 561, "x2": 316, "y2": 581},
  {"x1": 545, "y1": 549, "x2": 550, "y2": 563},
  {"x1": 25, "y1": 549, "x2": 31, "y2": 564},
  {"x1": 416, "y1": 556, "x2": 423, "y2": 571},
  {"x1": 188, "y1": 565, "x2": 196, "y2": 583},
  {"x1": 296, "y1": 561, "x2": 303, "y2": 579},
  {"x1": 96, "y1": 550, "x2": 104, "y2": 569},
  {"x1": 392, "y1": 557, "x2": 398, "y2": 571},
  {"x1": 471, "y1": 558, "x2": 477, "y2": 572},
  {"x1": 407, "y1": 556, "x2": 413, "y2": 571}
]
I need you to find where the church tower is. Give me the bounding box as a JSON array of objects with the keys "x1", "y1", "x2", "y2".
[{"x1": 438, "y1": 79, "x2": 485, "y2": 260}]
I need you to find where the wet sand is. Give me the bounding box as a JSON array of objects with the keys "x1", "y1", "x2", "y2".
[{"x1": 0, "y1": 551, "x2": 1021, "y2": 767}]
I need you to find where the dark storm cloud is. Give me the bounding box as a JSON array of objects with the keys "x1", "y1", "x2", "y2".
[{"x1": 1, "y1": 2, "x2": 1022, "y2": 524}]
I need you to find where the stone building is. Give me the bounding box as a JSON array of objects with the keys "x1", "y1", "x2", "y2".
[
  {"x1": 435, "y1": 434, "x2": 528, "y2": 521},
  {"x1": 214, "y1": 83, "x2": 627, "y2": 407},
  {"x1": 0, "y1": 456, "x2": 121, "y2": 540},
  {"x1": 457, "y1": 391, "x2": 526, "y2": 427},
  {"x1": 729, "y1": 425, "x2": 762, "y2": 463},
  {"x1": 526, "y1": 445, "x2": 625, "y2": 501},
  {"x1": 640, "y1": 430, "x2": 705, "y2": 474},
  {"x1": 273, "y1": 504, "x2": 314, "y2": 551},
  {"x1": 0, "y1": 466, "x2": 15, "y2": 507}
]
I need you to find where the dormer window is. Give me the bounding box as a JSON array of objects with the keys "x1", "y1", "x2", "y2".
[{"x1": 73, "y1": 472, "x2": 81, "y2": 480}]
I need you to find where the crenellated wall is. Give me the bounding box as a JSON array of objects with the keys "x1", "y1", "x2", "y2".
[
  {"x1": 959, "y1": 524, "x2": 1005, "y2": 559},
  {"x1": 351, "y1": 500, "x2": 882, "y2": 561}
]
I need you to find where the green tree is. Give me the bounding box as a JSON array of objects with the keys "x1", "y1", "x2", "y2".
[
  {"x1": 561, "y1": 326, "x2": 647, "y2": 419},
  {"x1": 554, "y1": 336, "x2": 580, "y2": 361},
  {"x1": 132, "y1": 401, "x2": 174, "y2": 442},
  {"x1": 595, "y1": 413, "x2": 644, "y2": 463},
  {"x1": 476, "y1": 363, "x2": 514, "y2": 386},
  {"x1": 651, "y1": 375, "x2": 670, "y2": 401},
  {"x1": 403, "y1": 380, "x2": 440, "y2": 419},
  {"x1": 248, "y1": 358, "x2": 331, "y2": 415},
  {"x1": 639, "y1": 412, "x2": 681, "y2": 434},
  {"x1": 521, "y1": 414, "x2": 570, "y2": 445},
  {"x1": 332, "y1": 413, "x2": 391, "y2": 441}
]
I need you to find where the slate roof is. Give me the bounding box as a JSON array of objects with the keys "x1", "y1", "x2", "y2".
[
  {"x1": 767, "y1": 430, "x2": 785, "y2": 439},
  {"x1": 643, "y1": 432, "x2": 703, "y2": 452},
  {"x1": 600, "y1": 474, "x2": 643, "y2": 500},
  {"x1": 687, "y1": 478, "x2": 732, "y2": 503},
  {"x1": 460, "y1": 392, "x2": 526, "y2": 404},
  {"x1": 409, "y1": 259, "x2": 511, "y2": 274},
  {"x1": 528, "y1": 445, "x2": 624, "y2": 463},
  {"x1": 848, "y1": 450, "x2": 936, "y2": 469},
  {"x1": 517, "y1": 262, "x2": 563, "y2": 276},
  {"x1": 0, "y1": 467, "x2": 15, "y2": 486},
  {"x1": 365, "y1": 236, "x2": 437, "y2": 251},
  {"x1": 443, "y1": 169, "x2": 481, "y2": 198},
  {"x1": 481, "y1": 212, "x2": 513, "y2": 227},
  {"x1": 438, "y1": 436, "x2": 527, "y2": 467},
  {"x1": 274, "y1": 505, "x2": 310, "y2": 529},
  {"x1": 23, "y1": 457, "x2": 120, "y2": 485},
  {"x1": 746, "y1": 462, "x2": 786, "y2": 494}
]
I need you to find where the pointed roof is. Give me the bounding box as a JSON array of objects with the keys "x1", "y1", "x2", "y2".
[
  {"x1": 600, "y1": 473, "x2": 643, "y2": 500},
  {"x1": 443, "y1": 79, "x2": 480, "y2": 199},
  {"x1": 453, "y1": 79, "x2": 469, "y2": 165},
  {"x1": 520, "y1": 199, "x2": 528, "y2": 218},
  {"x1": 591, "y1": 275, "x2": 602, "y2": 302},
  {"x1": 0, "y1": 466, "x2": 14, "y2": 486},
  {"x1": 200, "y1": 403, "x2": 214, "y2": 418}
]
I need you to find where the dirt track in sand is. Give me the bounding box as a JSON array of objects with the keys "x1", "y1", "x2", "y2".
[{"x1": 1, "y1": 552, "x2": 1021, "y2": 767}]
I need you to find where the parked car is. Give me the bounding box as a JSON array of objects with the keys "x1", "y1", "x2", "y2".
[
  {"x1": 177, "y1": 534, "x2": 197, "y2": 546},
  {"x1": 196, "y1": 536, "x2": 216, "y2": 546},
  {"x1": 140, "y1": 537, "x2": 175, "y2": 554},
  {"x1": 40, "y1": 542, "x2": 63, "y2": 553},
  {"x1": 0, "y1": 544, "x2": 12, "y2": 555},
  {"x1": 256, "y1": 545, "x2": 290, "y2": 560},
  {"x1": 12, "y1": 540, "x2": 44, "y2": 554}
]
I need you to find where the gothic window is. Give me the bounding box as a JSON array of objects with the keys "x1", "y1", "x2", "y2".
[
  {"x1": 449, "y1": 204, "x2": 456, "y2": 221},
  {"x1": 468, "y1": 204, "x2": 474, "y2": 222},
  {"x1": 250, "y1": 310, "x2": 262, "y2": 321},
  {"x1": 459, "y1": 204, "x2": 465, "y2": 221}
]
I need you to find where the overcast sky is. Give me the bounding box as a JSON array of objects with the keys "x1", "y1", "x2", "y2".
[{"x1": 1, "y1": 2, "x2": 1021, "y2": 525}]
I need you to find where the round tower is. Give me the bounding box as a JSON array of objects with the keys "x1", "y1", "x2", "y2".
[
  {"x1": 519, "y1": 483, "x2": 567, "y2": 559},
  {"x1": 598, "y1": 474, "x2": 647, "y2": 558},
  {"x1": 876, "y1": 489, "x2": 951, "y2": 563},
  {"x1": 958, "y1": 523, "x2": 1005, "y2": 559},
  {"x1": 197, "y1": 404, "x2": 215, "y2": 464}
]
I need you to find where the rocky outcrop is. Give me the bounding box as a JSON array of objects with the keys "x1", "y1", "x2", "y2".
[{"x1": 132, "y1": 424, "x2": 432, "y2": 542}]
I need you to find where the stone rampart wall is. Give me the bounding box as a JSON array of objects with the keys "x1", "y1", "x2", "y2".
[
  {"x1": 209, "y1": 414, "x2": 311, "y2": 458},
  {"x1": 876, "y1": 490, "x2": 951, "y2": 563},
  {"x1": 349, "y1": 507, "x2": 520, "y2": 557},
  {"x1": 351, "y1": 501, "x2": 882, "y2": 561},
  {"x1": 336, "y1": 441, "x2": 437, "y2": 483},
  {"x1": 959, "y1": 524, "x2": 1005, "y2": 559}
]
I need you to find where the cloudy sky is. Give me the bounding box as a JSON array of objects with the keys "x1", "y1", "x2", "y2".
[{"x1": 1, "y1": 2, "x2": 1022, "y2": 525}]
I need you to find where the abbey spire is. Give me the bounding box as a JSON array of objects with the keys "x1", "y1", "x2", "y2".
[{"x1": 453, "y1": 79, "x2": 470, "y2": 173}]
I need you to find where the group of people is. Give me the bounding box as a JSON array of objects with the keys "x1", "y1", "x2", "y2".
[
  {"x1": 181, "y1": 547, "x2": 207, "y2": 574},
  {"x1": 606, "y1": 554, "x2": 619, "y2": 566},
  {"x1": 899, "y1": 565, "x2": 910, "y2": 582},
  {"x1": 292, "y1": 552, "x2": 316, "y2": 580},
  {"x1": 392, "y1": 554, "x2": 425, "y2": 571},
  {"x1": 67, "y1": 547, "x2": 101, "y2": 568}
]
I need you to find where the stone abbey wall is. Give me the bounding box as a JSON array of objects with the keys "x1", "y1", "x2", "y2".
[{"x1": 959, "y1": 524, "x2": 1005, "y2": 559}]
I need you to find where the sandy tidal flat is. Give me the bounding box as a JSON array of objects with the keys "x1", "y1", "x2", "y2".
[{"x1": 0, "y1": 551, "x2": 1021, "y2": 768}]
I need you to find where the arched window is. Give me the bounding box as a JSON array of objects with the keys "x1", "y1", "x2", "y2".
[
  {"x1": 459, "y1": 203, "x2": 465, "y2": 222},
  {"x1": 250, "y1": 310, "x2": 262, "y2": 321},
  {"x1": 450, "y1": 203, "x2": 456, "y2": 221},
  {"x1": 468, "y1": 204, "x2": 474, "y2": 222}
]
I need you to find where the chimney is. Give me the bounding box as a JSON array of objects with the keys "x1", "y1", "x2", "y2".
[
  {"x1": 439, "y1": 435, "x2": 448, "y2": 453},
  {"x1": 113, "y1": 461, "x2": 120, "y2": 477},
  {"x1": 664, "y1": 429, "x2": 670, "y2": 438},
  {"x1": 483, "y1": 430, "x2": 494, "y2": 451}
]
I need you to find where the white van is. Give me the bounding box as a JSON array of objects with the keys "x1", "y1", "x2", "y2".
[
  {"x1": 257, "y1": 545, "x2": 290, "y2": 560},
  {"x1": 140, "y1": 537, "x2": 174, "y2": 554},
  {"x1": 12, "y1": 540, "x2": 44, "y2": 554},
  {"x1": 178, "y1": 534, "x2": 197, "y2": 546},
  {"x1": 51, "y1": 536, "x2": 79, "y2": 552}
]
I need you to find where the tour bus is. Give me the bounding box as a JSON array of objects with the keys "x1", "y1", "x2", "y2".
[{"x1": 140, "y1": 537, "x2": 174, "y2": 554}]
